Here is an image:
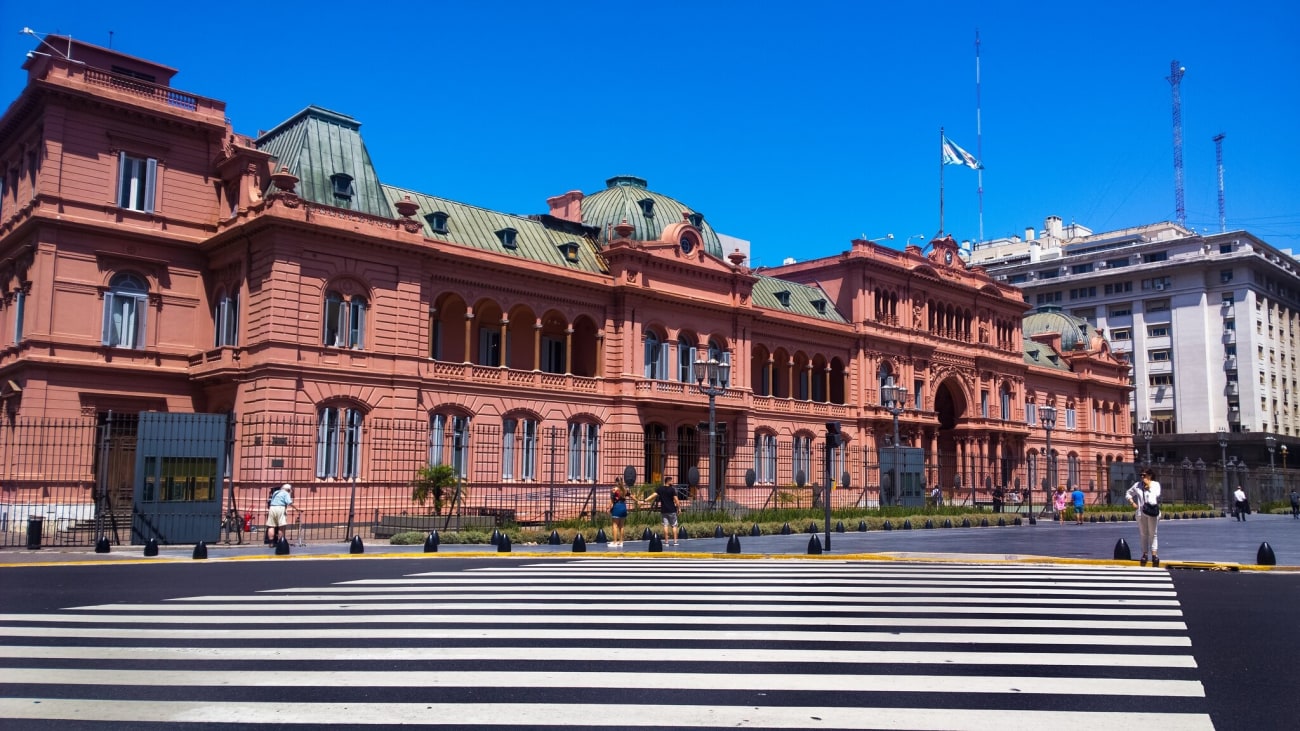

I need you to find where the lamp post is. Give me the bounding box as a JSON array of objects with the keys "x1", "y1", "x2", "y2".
[
  {"x1": 1282, "y1": 444, "x2": 1289, "y2": 470},
  {"x1": 881, "y1": 376, "x2": 908, "y2": 507},
  {"x1": 1139, "y1": 418, "x2": 1154, "y2": 466},
  {"x1": 1266, "y1": 435, "x2": 1277, "y2": 471},
  {"x1": 1218, "y1": 428, "x2": 1230, "y2": 512},
  {"x1": 1039, "y1": 405, "x2": 1057, "y2": 520},
  {"x1": 693, "y1": 357, "x2": 731, "y2": 505}
]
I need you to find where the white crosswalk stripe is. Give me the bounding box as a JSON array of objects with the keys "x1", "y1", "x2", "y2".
[{"x1": 0, "y1": 559, "x2": 1212, "y2": 730}]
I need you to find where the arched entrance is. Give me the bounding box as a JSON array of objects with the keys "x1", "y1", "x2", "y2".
[{"x1": 934, "y1": 378, "x2": 968, "y2": 497}]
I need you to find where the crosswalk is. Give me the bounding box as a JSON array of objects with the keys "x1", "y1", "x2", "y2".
[{"x1": 0, "y1": 559, "x2": 1212, "y2": 729}]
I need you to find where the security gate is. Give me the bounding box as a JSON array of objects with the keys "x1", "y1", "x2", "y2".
[{"x1": 131, "y1": 413, "x2": 230, "y2": 545}]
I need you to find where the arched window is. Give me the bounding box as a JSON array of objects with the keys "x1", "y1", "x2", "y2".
[
  {"x1": 877, "y1": 363, "x2": 894, "y2": 406},
  {"x1": 317, "y1": 405, "x2": 362, "y2": 479},
  {"x1": 677, "y1": 336, "x2": 696, "y2": 382},
  {"x1": 643, "y1": 331, "x2": 668, "y2": 379},
  {"x1": 213, "y1": 287, "x2": 239, "y2": 347},
  {"x1": 430, "y1": 413, "x2": 471, "y2": 478},
  {"x1": 502, "y1": 416, "x2": 538, "y2": 481},
  {"x1": 753, "y1": 430, "x2": 777, "y2": 485},
  {"x1": 1000, "y1": 384, "x2": 1012, "y2": 421},
  {"x1": 792, "y1": 434, "x2": 812, "y2": 485},
  {"x1": 323, "y1": 290, "x2": 367, "y2": 349},
  {"x1": 1067, "y1": 454, "x2": 1080, "y2": 489},
  {"x1": 568, "y1": 420, "x2": 600, "y2": 482},
  {"x1": 102, "y1": 272, "x2": 148, "y2": 349}
]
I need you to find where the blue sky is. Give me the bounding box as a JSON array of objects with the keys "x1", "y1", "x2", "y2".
[{"x1": 5, "y1": 1, "x2": 1297, "y2": 266}]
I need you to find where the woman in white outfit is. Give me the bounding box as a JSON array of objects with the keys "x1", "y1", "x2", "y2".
[{"x1": 1125, "y1": 469, "x2": 1161, "y2": 567}]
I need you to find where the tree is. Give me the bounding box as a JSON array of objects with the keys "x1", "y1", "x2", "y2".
[{"x1": 411, "y1": 463, "x2": 460, "y2": 515}]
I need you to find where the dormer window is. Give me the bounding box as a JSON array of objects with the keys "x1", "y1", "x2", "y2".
[
  {"x1": 426, "y1": 211, "x2": 449, "y2": 234},
  {"x1": 330, "y1": 173, "x2": 354, "y2": 199},
  {"x1": 558, "y1": 241, "x2": 579, "y2": 262},
  {"x1": 496, "y1": 228, "x2": 518, "y2": 249},
  {"x1": 687, "y1": 212, "x2": 703, "y2": 228},
  {"x1": 811, "y1": 298, "x2": 827, "y2": 315},
  {"x1": 638, "y1": 198, "x2": 655, "y2": 217},
  {"x1": 775, "y1": 290, "x2": 791, "y2": 307}
]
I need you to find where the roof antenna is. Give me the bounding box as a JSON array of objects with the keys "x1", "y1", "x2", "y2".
[{"x1": 108, "y1": 30, "x2": 113, "y2": 49}]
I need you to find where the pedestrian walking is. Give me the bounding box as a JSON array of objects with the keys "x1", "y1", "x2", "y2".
[
  {"x1": 608, "y1": 477, "x2": 630, "y2": 548},
  {"x1": 930, "y1": 485, "x2": 942, "y2": 508},
  {"x1": 653, "y1": 482, "x2": 681, "y2": 546},
  {"x1": 1290, "y1": 489, "x2": 1299, "y2": 519},
  {"x1": 1053, "y1": 485, "x2": 1068, "y2": 523},
  {"x1": 1233, "y1": 485, "x2": 1249, "y2": 521},
  {"x1": 991, "y1": 485, "x2": 1004, "y2": 513},
  {"x1": 1126, "y1": 469, "x2": 1161, "y2": 567},
  {"x1": 1071, "y1": 485, "x2": 1085, "y2": 525},
  {"x1": 266, "y1": 483, "x2": 301, "y2": 546}
]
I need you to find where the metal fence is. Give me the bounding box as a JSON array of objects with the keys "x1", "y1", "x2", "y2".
[{"x1": 3, "y1": 414, "x2": 1286, "y2": 547}]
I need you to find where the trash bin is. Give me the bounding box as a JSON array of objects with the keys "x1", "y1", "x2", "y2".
[{"x1": 26, "y1": 516, "x2": 43, "y2": 550}]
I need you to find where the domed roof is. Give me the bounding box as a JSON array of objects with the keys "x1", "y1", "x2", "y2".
[
  {"x1": 581, "y1": 176, "x2": 724, "y2": 258},
  {"x1": 1023, "y1": 306, "x2": 1103, "y2": 352}
]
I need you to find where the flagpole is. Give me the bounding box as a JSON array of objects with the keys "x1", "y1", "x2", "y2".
[
  {"x1": 939, "y1": 127, "x2": 945, "y2": 236},
  {"x1": 975, "y1": 29, "x2": 984, "y2": 243}
]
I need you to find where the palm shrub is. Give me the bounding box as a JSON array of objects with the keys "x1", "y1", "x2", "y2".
[{"x1": 411, "y1": 463, "x2": 461, "y2": 515}]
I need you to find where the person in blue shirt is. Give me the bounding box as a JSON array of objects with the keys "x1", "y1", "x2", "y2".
[
  {"x1": 266, "y1": 483, "x2": 301, "y2": 546},
  {"x1": 1071, "y1": 486, "x2": 1086, "y2": 525}
]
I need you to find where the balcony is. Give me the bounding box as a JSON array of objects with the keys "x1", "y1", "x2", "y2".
[
  {"x1": 1224, "y1": 357, "x2": 1238, "y2": 371},
  {"x1": 1222, "y1": 331, "x2": 1236, "y2": 344}
]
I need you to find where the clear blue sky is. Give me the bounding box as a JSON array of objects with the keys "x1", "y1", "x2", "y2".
[{"x1": 5, "y1": 1, "x2": 1297, "y2": 266}]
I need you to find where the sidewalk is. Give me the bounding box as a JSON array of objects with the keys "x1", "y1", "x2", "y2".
[{"x1": 3, "y1": 513, "x2": 1298, "y2": 569}]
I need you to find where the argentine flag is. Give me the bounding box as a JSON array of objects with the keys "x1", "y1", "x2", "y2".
[{"x1": 942, "y1": 136, "x2": 981, "y2": 169}]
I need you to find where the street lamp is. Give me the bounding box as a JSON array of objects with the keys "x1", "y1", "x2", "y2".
[
  {"x1": 693, "y1": 357, "x2": 731, "y2": 505},
  {"x1": 1218, "y1": 428, "x2": 1229, "y2": 512},
  {"x1": 1039, "y1": 405, "x2": 1057, "y2": 521},
  {"x1": 1266, "y1": 435, "x2": 1277, "y2": 471},
  {"x1": 881, "y1": 376, "x2": 908, "y2": 506},
  {"x1": 1139, "y1": 418, "x2": 1154, "y2": 466},
  {"x1": 1282, "y1": 444, "x2": 1289, "y2": 470}
]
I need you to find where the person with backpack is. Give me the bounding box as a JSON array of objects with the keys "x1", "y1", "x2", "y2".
[{"x1": 1126, "y1": 470, "x2": 1161, "y2": 567}]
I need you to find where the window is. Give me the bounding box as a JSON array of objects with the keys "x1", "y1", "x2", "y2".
[
  {"x1": 541, "y1": 336, "x2": 564, "y2": 374},
  {"x1": 677, "y1": 337, "x2": 696, "y2": 382},
  {"x1": 1105, "y1": 258, "x2": 1129, "y2": 269},
  {"x1": 775, "y1": 290, "x2": 791, "y2": 307},
  {"x1": 638, "y1": 198, "x2": 655, "y2": 217},
  {"x1": 1065, "y1": 407, "x2": 1077, "y2": 430},
  {"x1": 330, "y1": 173, "x2": 354, "y2": 200},
  {"x1": 981, "y1": 389, "x2": 989, "y2": 418},
  {"x1": 913, "y1": 379, "x2": 924, "y2": 411},
  {"x1": 496, "y1": 228, "x2": 518, "y2": 249},
  {"x1": 1141, "y1": 277, "x2": 1171, "y2": 291},
  {"x1": 1150, "y1": 374, "x2": 1174, "y2": 386},
  {"x1": 1000, "y1": 387, "x2": 1011, "y2": 420},
  {"x1": 1148, "y1": 326, "x2": 1169, "y2": 338},
  {"x1": 323, "y1": 290, "x2": 367, "y2": 349},
  {"x1": 213, "y1": 288, "x2": 239, "y2": 347},
  {"x1": 1026, "y1": 402, "x2": 1037, "y2": 426},
  {"x1": 1112, "y1": 328, "x2": 1131, "y2": 340},
  {"x1": 567, "y1": 421, "x2": 600, "y2": 481},
  {"x1": 1008, "y1": 274, "x2": 1028, "y2": 284},
  {"x1": 1220, "y1": 242, "x2": 1234, "y2": 254},
  {"x1": 101, "y1": 272, "x2": 148, "y2": 349},
  {"x1": 425, "y1": 212, "x2": 449, "y2": 234},
  {"x1": 317, "y1": 406, "x2": 362, "y2": 479},
  {"x1": 1221, "y1": 269, "x2": 1234, "y2": 284},
  {"x1": 1067, "y1": 454, "x2": 1080, "y2": 488},
  {"x1": 478, "y1": 326, "x2": 501, "y2": 367},
  {"x1": 430, "y1": 413, "x2": 471, "y2": 478},
  {"x1": 1142, "y1": 251, "x2": 1168, "y2": 263},
  {"x1": 754, "y1": 432, "x2": 777, "y2": 485},
  {"x1": 117, "y1": 152, "x2": 157, "y2": 213},
  {"x1": 1146, "y1": 299, "x2": 1170, "y2": 312},
  {"x1": 792, "y1": 435, "x2": 812, "y2": 483},
  {"x1": 12, "y1": 287, "x2": 25, "y2": 344},
  {"x1": 1149, "y1": 350, "x2": 1171, "y2": 362},
  {"x1": 643, "y1": 332, "x2": 668, "y2": 379},
  {"x1": 502, "y1": 417, "x2": 538, "y2": 481},
  {"x1": 1071, "y1": 263, "x2": 1094, "y2": 274},
  {"x1": 1068, "y1": 286, "x2": 1096, "y2": 300},
  {"x1": 1109, "y1": 306, "x2": 1132, "y2": 317},
  {"x1": 1035, "y1": 291, "x2": 1063, "y2": 305},
  {"x1": 1105, "y1": 281, "x2": 1133, "y2": 295}
]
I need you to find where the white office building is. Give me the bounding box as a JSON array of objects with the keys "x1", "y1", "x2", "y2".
[{"x1": 972, "y1": 216, "x2": 1300, "y2": 472}]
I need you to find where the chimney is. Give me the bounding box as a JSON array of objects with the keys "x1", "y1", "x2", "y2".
[
  {"x1": 546, "y1": 191, "x2": 584, "y2": 223},
  {"x1": 1024, "y1": 226, "x2": 1035, "y2": 241},
  {"x1": 1045, "y1": 215, "x2": 1063, "y2": 240}
]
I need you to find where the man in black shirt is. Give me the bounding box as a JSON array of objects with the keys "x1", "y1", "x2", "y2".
[{"x1": 654, "y1": 482, "x2": 681, "y2": 546}]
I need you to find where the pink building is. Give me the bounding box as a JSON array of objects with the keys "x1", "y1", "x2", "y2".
[{"x1": 0, "y1": 37, "x2": 1131, "y2": 542}]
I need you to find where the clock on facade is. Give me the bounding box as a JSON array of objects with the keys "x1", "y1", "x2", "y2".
[{"x1": 944, "y1": 250, "x2": 953, "y2": 264}]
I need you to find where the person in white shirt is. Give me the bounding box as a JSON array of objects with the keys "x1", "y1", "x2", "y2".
[
  {"x1": 1125, "y1": 469, "x2": 1162, "y2": 567},
  {"x1": 1232, "y1": 485, "x2": 1249, "y2": 522}
]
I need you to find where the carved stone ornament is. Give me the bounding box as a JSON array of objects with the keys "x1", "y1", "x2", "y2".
[
  {"x1": 394, "y1": 195, "x2": 419, "y2": 218},
  {"x1": 270, "y1": 167, "x2": 299, "y2": 194}
]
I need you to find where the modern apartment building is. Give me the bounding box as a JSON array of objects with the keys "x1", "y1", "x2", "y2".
[{"x1": 973, "y1": 216, "x2": 1300, "y2": 469}]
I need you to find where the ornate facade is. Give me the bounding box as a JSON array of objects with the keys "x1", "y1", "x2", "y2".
[{"x1": 0, "y1": 36, "x2": 1131, "y2": 516}]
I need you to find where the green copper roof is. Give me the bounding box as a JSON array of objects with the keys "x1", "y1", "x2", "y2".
[
  {"x1": 1023, "y1": 305, "x2": 1099, "y2": 353},
  {"x1": 380, "y1": 185, "x2": 606, "y2": 274},
  {"x1": 751, "y1": 275, "x2": 846, "y2": 323},
  {"x1": 256, "y1": 106, "x2": 390, "y2": 218},
  {"x1": 581, "y1": 176, "x2": 724, "y2": 258}
]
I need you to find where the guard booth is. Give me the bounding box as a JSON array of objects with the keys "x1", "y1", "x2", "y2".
[
  {"x1": 131, "y1": 413, "x2": 230, "y2": 545},
  {"x1": 881, "y1": 447, "x2": 926, "y2": 507}
]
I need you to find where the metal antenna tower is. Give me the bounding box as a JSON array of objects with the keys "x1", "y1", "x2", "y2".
[
  {"x1": 1167, "y1": 60, "x2": 1187, "y2": 227},
  {"x1": 1214, "y1": 133, "x2": 1226, "y2": 232}
]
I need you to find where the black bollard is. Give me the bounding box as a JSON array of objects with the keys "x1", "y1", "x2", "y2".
[
  {"x1": 961, "y1": 518, "x2": 970, "y2": 528},
  {"x1": 943, "y1": 519, "x2": 954, "y2": 529},
  {"x1": 144, "y1": 538, "x2": 159, "y2": 557},
  {"x1": 573, "y1": 534, "x2": 587, "y2": 553},
  {"x1": 648, "y1": 534, "x2": 664, "y2": 552},
  {"x1": 94, "y1": 537, "x2": 110, "y2": 554},
  {"x1": 883, "y1": 520, "x2": 893, "y2": 531},
  {"x1": 835, "y1": 521, "x2": 846, "y2": 533},
  {"x1": 750, "y1": 523, "x2": 762, "y2": 536},
  {"x1": 595, "y1": 528, "x2": 608, "y2": 543},
  {"x1": 1089, "y1": 515, "x2": 1097, "y2": 523},
  {"x1": 714, "y1": 524, "x2": 724, "y2": 538},
  {"x1": 1113, "y1": 538, "x2": 1132, "y2": 561},
  {"x1": 192, "y1": 541, "x2": 208, "y2": 560},
  {"x1": 548, "y1": 530, "x2": 562, "y2": 545},
  {"x1": 641, "y1": 527, "x2": 653, "y2": 541},
  {"x1": 857, "y1": 520, "x2": 868, "y2": 532},
  {"x1": 902, "y1": 519, "x2": 912, "y2": 530},
  {"x1": 497, "y1": 534, "x2": 512, "y2": 553},
  {"x1": 726, "y1": 533, "x2": 741, "y2": 554},
  {"x1": 1257, "y1": 542, "x2": 1277, "y2": 566},
  {"x1": 807, "y1": 534, "x2": 823, "y2": 555},
  {"x1": 806, "y1": 522, "x2": 818, "y2": 534},
  {"x1": 275, "y1": 536, "x2": 290, "y2": 555},
  {"x1": 1110, "y1": 514, "x2": 1118, "y2": 522},
  {"x1": 980, "y1": 518, "x2": 989, "y2": 527},
  {"x1": 678, "y1": 526, "x2": 689, "y2": 540},
  {"x1": 997, "y1": 517, "x2": 1006, "y2": 527},
  {"x1": 349, "y1": 535, "x2": 364, "y2": 554},
  {"x1": 490, "y1": 529, "x2": 501, "y2": 546},
  {"x1": 924, "y1": 519, "x2": 934, "y2": 529},
  {"x1": 424, "y1": 531, "x2": 439, "y2": 553},
  {"x1": 780, "y1": 523, "x2": 792, "y2": 535}
]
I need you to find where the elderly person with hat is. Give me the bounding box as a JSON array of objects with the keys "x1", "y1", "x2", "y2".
[{"x1": 266, "y1": 483, "x2": 301, "y2": 546}]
